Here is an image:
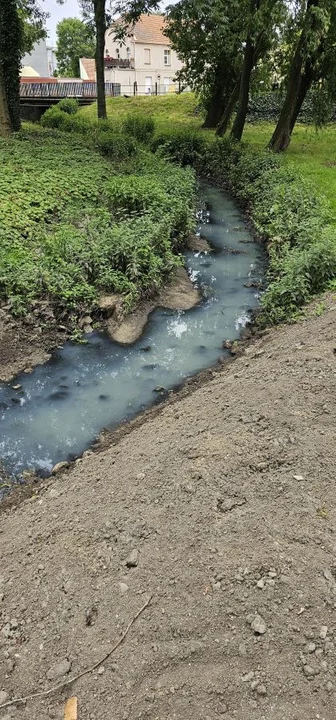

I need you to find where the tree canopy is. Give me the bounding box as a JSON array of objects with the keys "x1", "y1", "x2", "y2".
[{"x1": 56, "y1": 17, "x2": 95, "y2": 77}]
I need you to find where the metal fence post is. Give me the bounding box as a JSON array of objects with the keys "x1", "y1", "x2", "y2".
[{"x1": 134, "y1": 81, "x2": 137, "y2": 96}]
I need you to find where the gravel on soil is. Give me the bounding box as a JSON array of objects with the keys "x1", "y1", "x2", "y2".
[{"x1": 0, "y1": 298, "x2": 335, "y2": 719}]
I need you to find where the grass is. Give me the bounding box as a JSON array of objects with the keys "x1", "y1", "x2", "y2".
[
  {"x1": 80, "y1": 93, "x2": 202, "y2": 131},
  {"x1": 243, "y1": 123, "x2": 336, "y2": 215}
]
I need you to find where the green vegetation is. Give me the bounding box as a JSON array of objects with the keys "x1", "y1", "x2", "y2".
[
  {"x1": 82, "y1": 93, "x2": 336, "y2": 322},
  {"x1": 0, "y1": 122, "x2": 195, "y2": 316},
  {"x1": 80, "y1": 94, "x2": 202, "y2": 131}
]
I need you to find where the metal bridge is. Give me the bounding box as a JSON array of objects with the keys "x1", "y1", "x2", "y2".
[{"x1": 20, "y1": 81, "x2": 121, "y2": 105}]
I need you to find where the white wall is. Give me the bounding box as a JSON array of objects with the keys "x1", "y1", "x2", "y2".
[
  {"x1": 22, "y1": 40, "x2": 49, "y2": 77},
  {"x1": 105, "y1": 30, "x2": 182, "y2": 90}
]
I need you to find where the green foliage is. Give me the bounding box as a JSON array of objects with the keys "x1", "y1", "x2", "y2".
[
  {"x1": 95, "y1": 129, "x2": 138, "y2": 160},
  {"x1": 0, "y1": 0, "x2": 22, "y2": 132},
  {"x1": 247, "y1": 91, "x2": 336, "y2": 123},
  {"x1": 18, "y1": 0, "x2": 48, "y2": 55},
  {"x1": 122, "y1": 114, "x2": 155, "y2": 143},
  {"x1": 151, "y1": 128, "x2": 208, "y2": 166},
  {"x1": 56, "y1": 17, "x2": 95, "y2": 77},
  {"x1": 40, "y1": 107, "x2": 69, "y2": 129},
  {"x1": 57, "y1": 98, "x2": 79, "y2": 115},
  {"x1": 198, "y1": 139, "x2": 336, "y2": 322},
  {"x1": 148, "y1": 117, "x2": 336, "y2": 321},
  {"x1": 0, "y1": 124, "x2": 195, "y2": 316}
]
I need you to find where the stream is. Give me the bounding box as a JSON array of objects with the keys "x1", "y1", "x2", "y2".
[{"x1": 0, "y1": 183, "x2": 265, "y2": 483}]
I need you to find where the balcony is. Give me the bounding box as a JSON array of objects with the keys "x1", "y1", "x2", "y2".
[{"x1": 104, "y1": 57, "x2": 134, "y2": 69}]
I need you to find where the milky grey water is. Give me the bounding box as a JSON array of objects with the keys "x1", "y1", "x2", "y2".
[{"x1": 0, "y1": 183, "x2": 265, "y2": 480}]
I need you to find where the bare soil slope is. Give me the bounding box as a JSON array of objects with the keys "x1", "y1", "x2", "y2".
[{"x1": 0, "y1": 301, "x2": 335, "y2": 720}]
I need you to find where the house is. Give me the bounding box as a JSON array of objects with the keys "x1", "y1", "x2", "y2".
[
  {"x1": 21, "y1": 39, "x2": 57, "y2": 78},
  {"x1": 80, "y1": 14, "x2": 183, "y2": 94}
]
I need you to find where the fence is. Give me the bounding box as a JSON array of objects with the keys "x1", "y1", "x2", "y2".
[
  {"x1": 19, "y1": 80, "x2": 190, "y2": 100},
  {"x1": 120, "y1": 82, "x2": 188, "y2": 97},
  {"x1": 19, "y1": 82, "x2": 121, "y2": 99}
]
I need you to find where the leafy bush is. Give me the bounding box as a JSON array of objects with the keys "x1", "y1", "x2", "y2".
[
  {"x1": 151, "y1": 129, "x2": 208, "y2": 166},
  {"x1": 201, "y1": 139, "x2": 336, "y2": 322},
  {"x1": 94, "y1": 130, "x2": 138, "y2": 160},
  {"x1": 122, "y1": 114, "x2": 155, "y2": 143},
  {"x1": 40, "y1": 106, "x2": 69, "y2": 129},
  {"x1": 247, "y1": 91, "x2": 336, "y2": 124},
  {"x1": 57, "y1": 98, "x2": 79, "y2": 115},
  {"x1": 0, "y1": 126, "x2": 196, "y2": 315}
]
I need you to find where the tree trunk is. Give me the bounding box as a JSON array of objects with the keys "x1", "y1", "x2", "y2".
[
  {"x1": 93, "y1": 0, "x2": 106, "y2": 120},
  {"x1": 0, "y1": 0, "x2": 21, "y2": 132},
  {"x1": 0, "y1": 63, "x2": 11, "y2": 136},
  {"x1": 230, "y1": 35, "x2": 255, "y2": 142},
  {"x1": 216, "y1": 80, "x2": 240, "y2": 136},
  {"x1": 202, "y1": 88, "x2": 225, "y2": 129},
  {"x1": 269, "y1": 0, "x2": 319, "y2": 152},
  {"x1": 289, "y1": 62, "x2": 315, "y2": 132}
]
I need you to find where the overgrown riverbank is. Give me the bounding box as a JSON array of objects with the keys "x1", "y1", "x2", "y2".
[
  {"x1": 0, "y1": 119, "x2": 195, "y2": 323},
  {"x1": 79, "y1": 94, "x2": 336, "y2": 324}
]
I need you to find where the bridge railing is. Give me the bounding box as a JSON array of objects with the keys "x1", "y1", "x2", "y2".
[{"x1": 19, "y1": 82, "x2": 121, "y2": 99}]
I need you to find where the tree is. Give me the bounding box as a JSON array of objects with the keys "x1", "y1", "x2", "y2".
[
  {"x1": 78, "y1": 1, "x2": 108, "y2": 119},
  {"x1": 0, "y1": 0, "x2": 48, "y2": 135},
  {"x1": 228, "y1": 0, "x2": 287, "y2": 141},
  {"x1": 0, "y1": 64, "x2": 11, "y2": 138},
  {"x1": 165, "y1": 0, "x2": 243, "y2": 129},
  {"x1": 269, "y1": 0, "x2": 335, "y2": 151},
  {"x1": 0, "y1": 0, "x2": 22, "y2": 133},
  {"x1": 18, "y1": 0, "x2": 48, "y2": 55},
  {"x1": 56, "y1": 17, "x2": 95, "y2": 77}
]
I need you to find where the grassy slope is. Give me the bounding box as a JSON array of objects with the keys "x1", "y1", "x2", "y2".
[
  {"x1": 82, "y1": 95, "x2": 336, "y2": 212},
  {"x1": 243, "y1": 123, "x2": 336, "y2": 215}
]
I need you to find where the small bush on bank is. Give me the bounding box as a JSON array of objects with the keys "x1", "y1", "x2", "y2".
[
  {"x1": 95, "y1": 130, "x2": 138, "y2": 160},
  {"x1": 122, "y1": 114, "x2": 155, "y2": 143},
  {"x1": 40, "y1": 106, "x2": 68, "y2": 129},
  {"x1": 151, "y1": 129, "x2": 208, "y2": 166},
  {"x1": 57, "y1": 98, "x2": 79, "y2": 115}
]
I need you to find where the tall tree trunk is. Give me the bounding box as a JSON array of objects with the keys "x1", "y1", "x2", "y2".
[
  {"x1": 0, "y1": 64, "x2": 11, "y2": 136},
  {"x1": 93, "y1": 0, "x2": 106, "y2": 120},
  {"x1": 0, "y1": 0, "x2": 22, "y2": 132},
  {"x1": 230, "y1": 35, "x2": 255, "y2": 142},
  {"x1": 203, "y1": 87, "x2": 226, "y2": 129},
  {"x1": 202, "y1": 65, "x2": 236, "y2": 129},
  {"x1": 216, "y1": 80, "x2": 240, "y2": 136},
  {"x1": 289, "y1": 62, "x2": 315, "y2": 132},
  {"x1": 269, "y1": 0, "x2": 320, "y2": 152}
]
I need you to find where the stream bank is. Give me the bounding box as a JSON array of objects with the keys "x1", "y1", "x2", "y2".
[
  {"x1": 0, "y1": 183, "x2": 264, "y2": 483},
  {"x1": 0, "y1": 294, "x2": 335, "y2": 720}
]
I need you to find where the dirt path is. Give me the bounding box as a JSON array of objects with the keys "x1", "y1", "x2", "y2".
[{"x1": 0, "y1": 300, "x2": 335, "y2": 720}]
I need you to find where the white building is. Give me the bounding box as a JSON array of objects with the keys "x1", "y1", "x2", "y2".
[
  {"x1": 80, "y1": 14, "x2": 183, "y2": 94},
  {"x1": 21, "y1": 39, "x2": 57, "y2": 77}
]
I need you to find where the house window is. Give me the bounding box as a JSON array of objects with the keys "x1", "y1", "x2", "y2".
[
  {"x1": 144, "y1": 48, "x2": 151, "y2": 64},
  {"x1": 164, "y1": 49, "x2": 171, "y2": 66},
  {"x1": 116, "y1": 48, "x2": 120, "y2": 59},
  {"x1": 126, "y1": 47, "x2": 131, "y2": 60}
]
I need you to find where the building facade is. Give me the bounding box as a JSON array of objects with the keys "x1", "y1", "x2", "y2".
[
  {"x1": 80, "y1": 14, "x2": 183, "y2": 95},
  {"x1": 21, "y1": 40, "x2": 57, "y2": 78}
]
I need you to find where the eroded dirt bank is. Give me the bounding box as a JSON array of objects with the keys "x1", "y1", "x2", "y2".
[{"x1": 0, "y1": 299, "x2": 335, "y2": 720}]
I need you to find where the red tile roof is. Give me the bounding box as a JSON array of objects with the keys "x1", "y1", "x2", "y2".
[
  {"x1": 111, "y1": 14, "x2": 171, "y2": 46},
  {"x1": 132, "y1": 14, "x2": 171, "y2": 45}
]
